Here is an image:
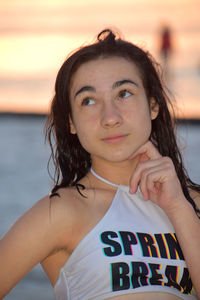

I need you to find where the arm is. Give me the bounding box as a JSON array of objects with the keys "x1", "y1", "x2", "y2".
[
  {"x1": 166, "y1": 195, "x2": 200, "y2": 297},
  {"x1": 129, "y1": 141, "x2": 200, "y2": 297},
  {"x1": 0, "y1": 195, "x2": 69, "y2": 298}
]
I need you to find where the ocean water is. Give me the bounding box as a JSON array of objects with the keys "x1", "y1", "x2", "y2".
[
  {"x1": 0, "y1": 115, "x2": 54, "y2": 300},
  {"x1": 0, "y1": 115, "x2": 200, "y2": 299}
]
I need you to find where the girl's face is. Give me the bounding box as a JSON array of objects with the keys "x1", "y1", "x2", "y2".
[{"x1": 69, "y1": 56, "x2": 158, "y2": 167}]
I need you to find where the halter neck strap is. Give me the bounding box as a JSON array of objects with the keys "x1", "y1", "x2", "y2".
[{"x1": 90, "y1": 168, "x2": 119, "y2": 188}]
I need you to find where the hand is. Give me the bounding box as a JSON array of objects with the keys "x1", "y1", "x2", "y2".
[{"x1": 129, "y1": 141, "x2": 186, "y2": 215}]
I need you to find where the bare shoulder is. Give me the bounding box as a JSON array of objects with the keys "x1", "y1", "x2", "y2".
[
  {"x1": 47, "y1": 186, "x2": 86, "y2": 233},
  {"x1": 0, "y1": 186, "x2": 83, "y2": 263},
  {"x1": 0, "y1": 187, "x2": 83, "y2": 297}
]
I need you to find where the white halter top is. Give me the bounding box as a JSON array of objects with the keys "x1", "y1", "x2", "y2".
[
  {"x1": 54, "y1": 169, "x2": 197, "y2": 300},
  {"x1": 90, "y1": 168, "x2": 119, "y2": 187}
]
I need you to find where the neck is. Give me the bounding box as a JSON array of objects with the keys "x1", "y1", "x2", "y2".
[{"x1": 91, "y1": 156, "x2": 140, "y2": 186}]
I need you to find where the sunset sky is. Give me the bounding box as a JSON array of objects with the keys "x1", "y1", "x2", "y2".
[{"x1": 0, "y1": 0, "x2": 200, "y2": 117}]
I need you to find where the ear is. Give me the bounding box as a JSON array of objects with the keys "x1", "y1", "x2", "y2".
[
  {"x1": 150, "y1": 97, "x2": 159, "y2": 120},
  {"x1": 69, "y1": 117, "x2": 77, "y2": 134}
]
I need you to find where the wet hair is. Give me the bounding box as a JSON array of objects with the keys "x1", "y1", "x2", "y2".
[{"x1": 45, "y1": 28, "x2": 200, "y2": 216}]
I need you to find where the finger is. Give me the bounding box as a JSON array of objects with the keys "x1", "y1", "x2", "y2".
[
  {"x1": 129, "y1": 158, "x2": 164, "y2": 194},
  {"x1": 129, "y1": 141, "x2": 161, "y2": 161},
  {"x1": 139, "y1": 165, "x2": 165, "y2": 200},
  {"x1": 146, "y1": 164, "x2": 174, "y2": 193}
]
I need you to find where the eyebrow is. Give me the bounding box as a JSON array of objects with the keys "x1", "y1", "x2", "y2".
[
  {"x1": 113, "y1": 79, "x2": 139, "y2": 89},
  {"x1": 74, "y1": 86, "x2": 96, "y2": 99},
  {"x1": 74, "y1": 79, "x2": 139, "y2": 100}
]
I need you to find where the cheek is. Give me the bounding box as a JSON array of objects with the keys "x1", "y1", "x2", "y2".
[
  {"x1": 126, "y1": 103, "x2": 151, "y2": 124},
  {"x1": 141, "y1": 115, "x2": 152, "y2": 141},
  {"x1": 74, "y1": 123, "x2": 95, "y2": 151},
  {"x1": 72, "y1": 110, "x2": 99, "y2": 135},
  {"x1": 127, "y1": 104, "x2": 152, "y2": 136}
]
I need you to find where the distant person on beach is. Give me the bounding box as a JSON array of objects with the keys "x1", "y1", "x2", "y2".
[
  {"x1": 0, "y1": 29, "x2": 200, "y2": 299},
  {"x1": 160, "y1": 26, "x2": 172, "y2": 60},
  {"x1": 159, "y1": 25, "x2": 173, "y2": 78}
]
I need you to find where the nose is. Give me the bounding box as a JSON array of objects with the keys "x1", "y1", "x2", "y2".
[{"x1": 100, "y1": 101, "x2": 123, "y2": 128}]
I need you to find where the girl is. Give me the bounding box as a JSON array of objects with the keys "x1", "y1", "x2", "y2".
[{"x1": 0, "y1": 29, "x2": 200, "y2": 300}]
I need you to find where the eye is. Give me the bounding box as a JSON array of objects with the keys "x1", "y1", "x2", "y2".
[
  {"x1": 118, "y1": 89, "x2": 132, "y2": 99},
  {"x1": 81, "y1": 97, "x2": 95, "y2": 106}
]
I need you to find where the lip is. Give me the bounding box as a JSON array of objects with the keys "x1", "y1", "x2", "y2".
[{"x1": 102, "y1": 134, "x2": 128, "y2": 143}]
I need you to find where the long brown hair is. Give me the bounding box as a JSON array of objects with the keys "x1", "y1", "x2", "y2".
[{"x1": 45, "y1": 29, "x2": 200, "y2": 216}]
